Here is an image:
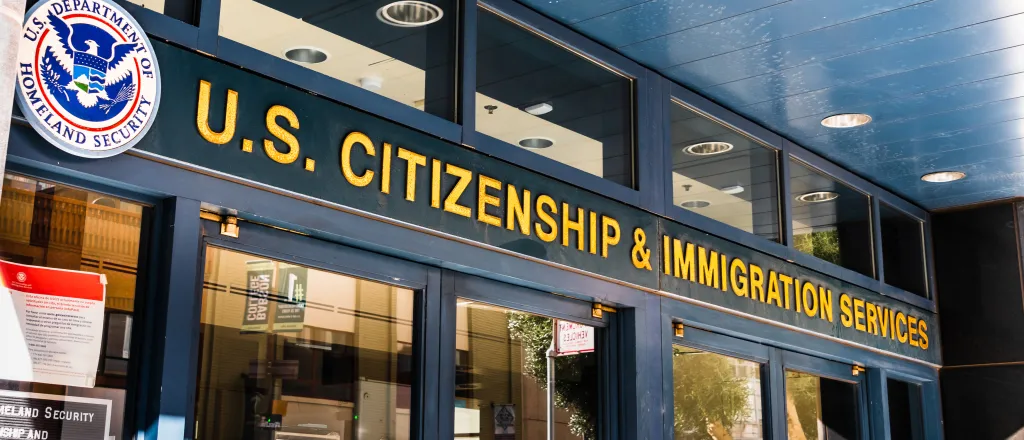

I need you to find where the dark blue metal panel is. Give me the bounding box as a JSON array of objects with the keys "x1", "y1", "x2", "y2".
[{"x1": 150, "y1": 197, "x2": 203, "y2": 440}]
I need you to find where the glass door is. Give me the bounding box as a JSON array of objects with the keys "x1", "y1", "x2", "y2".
[
  {"x1": 442, "y1": 274, "x2": 609, "y2": 440},
  {"x1": 782, "y1": 351, "x2": 867, "y2": 440},
  {"x1": 192, "y1": 217, "x2": 438, "y2": 440}
]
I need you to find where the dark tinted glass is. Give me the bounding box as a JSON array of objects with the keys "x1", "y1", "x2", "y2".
[
  {"x1": 790, "y1": 160, "x2": 874, "y2": 278},
  {"x1": 880, "y1": 203, "x2": 927, "y2": 297},
  {"x1": 476, "y1": 6, "x2": 634, "y2": 187},
  {"x1": 219, "y1": 0, "x2": 457, "y2": 120},
  {"x1": 785, "y1": 370, "x2": 860, "y2": 440},
  {"x1": 670, "y1": 102, "x2": 780, "y2": 241},
  {"x1": 887, "y1": 379, "x2": 925, "y2": 440}
]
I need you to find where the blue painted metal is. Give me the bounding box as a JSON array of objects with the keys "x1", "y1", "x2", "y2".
[{"x1": 515, "y1": 0, "x2": 1024, "y2": 209}]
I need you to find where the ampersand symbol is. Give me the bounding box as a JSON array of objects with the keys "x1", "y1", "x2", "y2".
[{"x1": 631, "y1": 228, "x2": 652, "y2": 270}]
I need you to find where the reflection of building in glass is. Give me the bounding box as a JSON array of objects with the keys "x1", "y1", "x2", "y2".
[{"x1": 456, "y1": 302, "x2": 595, "y2": 440}]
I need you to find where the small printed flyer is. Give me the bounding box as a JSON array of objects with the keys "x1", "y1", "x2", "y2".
[{"x1": 0, "y1": 260, "x2": 107, "y2": 388}]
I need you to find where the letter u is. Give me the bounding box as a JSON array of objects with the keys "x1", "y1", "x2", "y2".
[{"x1": 197, "y1": 80, "x2": 237, "y2": 144}]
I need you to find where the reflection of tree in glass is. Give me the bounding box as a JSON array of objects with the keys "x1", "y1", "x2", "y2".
[
  {"x1": 785, "y1": 373, "x2": 821, "y2": 440},
  {"x1": 506, "y1": 312, "x2": 598, "y2": 439},
  {"x1": 794, "y1": 229, "x2": 841, "y2": 266},
  {"x1": 672, "y1": 348, "x2": 750, "y2": 440}
]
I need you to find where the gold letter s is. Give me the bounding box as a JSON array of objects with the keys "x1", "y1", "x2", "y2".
[
  {"x1": 197, "y1": 80, "x2": 236, "y2": 144},
  {"x1": 264, "y1": 105, "x2": 300, "y2": 164}
]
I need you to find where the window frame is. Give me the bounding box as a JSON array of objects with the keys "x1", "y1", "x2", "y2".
[
  {"x1": 462, "y1": 0, "x2": 657, "y2": 208},
  {"x1": 188, "y1": 217, "x2": 443, "y2": 440},
  {"x1": 438, "y1": 271, "x2": 614, "y2": 439},
  {"x1": 780, "y1": 350, "x2": 871, "y2": 440}
]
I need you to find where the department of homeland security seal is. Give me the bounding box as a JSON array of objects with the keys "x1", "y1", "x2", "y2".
[{"x1": 16, "y1": 0, "x2": 160, "y2": 158}]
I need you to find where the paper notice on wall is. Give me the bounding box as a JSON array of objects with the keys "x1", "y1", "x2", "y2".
[{"x1": 0, "y1": 261, "x2": 107, "y2": 388}]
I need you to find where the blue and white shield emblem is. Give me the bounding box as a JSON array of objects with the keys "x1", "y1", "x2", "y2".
[{"x1": 16, "y1": 0, "x2": 161, "y2": 158}]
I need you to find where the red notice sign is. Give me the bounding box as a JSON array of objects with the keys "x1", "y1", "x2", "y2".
[
  {"x1": 555, "y1": 320, "x2": 595, "y2": 356},
  {"x1": 0, "y1": 261, "x2": 107, "y2": 388}
]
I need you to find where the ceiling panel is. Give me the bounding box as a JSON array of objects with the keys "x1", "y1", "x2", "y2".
[{"x1": 516, "y1": 0, "x2": 1024, "y2": 209}]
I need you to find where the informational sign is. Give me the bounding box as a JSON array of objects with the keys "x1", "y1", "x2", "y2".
[
  {"x1": 555, "y1": 320, "x2": 595, "y2": 356},
  {"x1": 493, "y1": 404, "x2": 515, "y2": 440},
  {"x1": 272, "y1": 266, "x2": 307, "y2": 332},
  {"x1": 0, "y1": 391, "x2": 112, "y2": 440},
  {"x1": 0, "y1": 261, "x2": 107, "y2": 388},
  {"x1": 241, "y1": 261, "x2": 273, "y2": 333}
]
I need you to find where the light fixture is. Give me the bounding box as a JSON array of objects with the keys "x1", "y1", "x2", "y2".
[
  {"x1": 684, "y1": 141, "x2": 733, "y2": 156},
  {"x1": 721, "y1": 185, "x2": 744, "y2": 195},
  {"x1": 524, "y1": 103, "x2": 553, "y2": 116},
  {"x1": 680, "y1": 200, "x2": 711, "y2": 209},
  {"x1": 377, "y1": 1, "x2": 444, "y2": 27},
  {"x1": 821, "y1": 113, "x2": 872, "y2": 128},
  {"x1": 797, "y1": 191, "x2": 839, "y2": 203},
  {"x1": 518, "y1": 137, "x2": 554, "y2": 149},
  {"x1": 360, "y1": 76, "x2": 384, "y2": 92},
  {"x1": 921, "y1": 171, "x2": 966, "y2": 183},
  {"x1": 284, "y1": 47, "x2": 329, "y2": 64}
]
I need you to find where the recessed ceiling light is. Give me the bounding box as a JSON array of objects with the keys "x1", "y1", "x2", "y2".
[
  {"x1": 797, "y1": 191, "x2": 839, "y2": 203},
  {"x1": 518, "y1": 137, "x2": 554, "y2": 149},
  {"x1": 680, "y1": 200, "x2": 711, "y2": 209},
  {"x1": 684, "y1": 142, "x2": 733, "y2": 156},
  {"x1": 721, "y1": 185, "x2": 744, "y2": 195},
  {"x1": 524, "y1": 103, "x2": 553, "y2": 116},
  {"x1": 284, "y1": 47, "x2": 329, "y2": 64},
  {"x1": 921, "y1": 171, "x2": 966, "y2": 183},
  {"x1": 377, "y1": 1, "x2": 444, "y2": 27},
  {"x1": 821, "y1": 113, "x2": 872, "y2": 128}
]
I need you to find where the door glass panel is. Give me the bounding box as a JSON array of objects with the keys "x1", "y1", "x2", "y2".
[
  {"x1": 785, "y1": 370, "x2": 859, "y2": 440},
  {"x1": 454, "y1": 300, "x2": 599, "y2": 439},
  {"x1": 0, "y1": 173, "x2": 145, "y2": 440},
  {"x1": 195, "y1": 246, "x2": 416, "y2": 440},
  {"x1": 672, "y1": 346, "x2": 764, "y2": 439},
  {"x1": 887, "y1": 379, "x2": 924, "y2": 440}
]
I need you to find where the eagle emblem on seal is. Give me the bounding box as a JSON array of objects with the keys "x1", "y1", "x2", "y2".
[{"x1": 42, "y1": 11, "x2": 138, "y2": 111}]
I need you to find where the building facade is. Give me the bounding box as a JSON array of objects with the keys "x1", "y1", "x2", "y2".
[{"x1": 1, "y1": 0, "x2": 948, "y2": 439}]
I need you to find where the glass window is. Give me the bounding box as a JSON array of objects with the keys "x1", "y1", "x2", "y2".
[
  {"x1": 879, "y1": 203, "x2": 927, "y2": 297},
  {"x1": 0, "y1": 173, "x2": 146, "y2": 440},
  {"x1": 123, "y1": 0, "x2": 185, "y2": 18},
  {"x1": 669, "y1": 101, "x2": 780, "y2": 241},
  {"x1": 455, "y1": 300, "x2": 599, "y2": 439},
  {"x1": 785, "y1": 370, "x2": 860, "y2": 440},
  {"x1": 219, "y1": 0, "x2": 457, "y2": 121},
  {"x1": 790, "y1": 159, "x2": 874, "y2": 278},
  {"x1": 195, "y1": 246, "x2": 416, "y2": 440},
  {"x1": 672, "y1": 346, "x2": 764, "y2": 440},
  {"x1": 475, "y1": 6, "x2": 634, "y2": 187},
  {"x1": 887, "y1": 379, "x2": 924, "y2": 440}
]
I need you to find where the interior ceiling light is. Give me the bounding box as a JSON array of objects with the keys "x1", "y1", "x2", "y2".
[
  {"x1": 797, "y1": 191, "x2": 839, "y2": 203},
  {"x1": 680, "y1": 200, "x2": 711, "y2": 209},
  {"x1": 921, "y1": 171, "x2": 966, "y2": 183},
  {"x1": 284, "y1": 47, "x2": 329, "y2": 64},
  {"x1": 721, "y1": 185, "x2": 744, "y2": 195},
  {"x1": 684, "y1": 141, "x2": 733, "y2": 156},
  {"x1": 821, "y1": 113, "x2": 872, "y2": 128},
  {"x1": 377, "y1": 1, "x2": 444, "y2": 27},
  {"x1": 518, "y1": 137, "x2": 554, "y2": 149},
  {"x1": 524, "y1": 103, "x2": 553, "y2": 116}
]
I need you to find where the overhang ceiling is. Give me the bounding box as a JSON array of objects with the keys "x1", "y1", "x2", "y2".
[{"x1": 515, "y1": 0, "x2": 1024, "y2": 210}]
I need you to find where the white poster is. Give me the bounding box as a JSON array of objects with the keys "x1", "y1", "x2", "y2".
[
  {"x1": 555, "y1": 320, "x2": 595, "y2": 356},
  {"x1": 0, "y1": 261, "x2": 107, "y2": 388}
]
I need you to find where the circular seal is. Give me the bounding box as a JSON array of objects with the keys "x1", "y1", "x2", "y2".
[
  {"x1": 15, "y1": 0, "x2": 161, "y2": 158},
  {"x1": 16, "y1": 272, "x2": 27, "y2": 283}
]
